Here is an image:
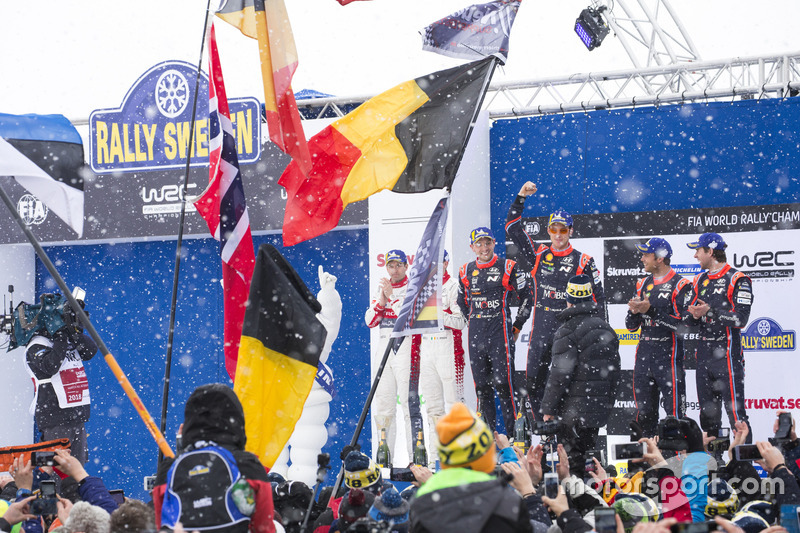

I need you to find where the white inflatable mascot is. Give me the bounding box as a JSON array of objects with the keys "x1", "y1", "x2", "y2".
[{"x1": 271, "y1": 266, "x2": 342, "y2": 485}]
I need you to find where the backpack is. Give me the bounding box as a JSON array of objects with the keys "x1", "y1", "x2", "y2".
[{"x1": 161, "y1": 443, "x2": 253, "y2": 532}]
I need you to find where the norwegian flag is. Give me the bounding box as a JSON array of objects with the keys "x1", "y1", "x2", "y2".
[{"x1": 192, "y1": 23, "x2": 255, "y2": 380}]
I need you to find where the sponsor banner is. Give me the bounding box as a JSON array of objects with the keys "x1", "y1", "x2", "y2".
[
  {"x1": 742, "y1": 318, "x2": 796, "y2": 351},
  {"x1": 89, "y1": 61, "x2": 261, "y2": 174},
  {"x1": 0, "y1": 63, "x2": 368, "y2": 244}
]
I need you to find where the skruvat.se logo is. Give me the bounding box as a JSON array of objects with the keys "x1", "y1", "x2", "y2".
[{"x1": 742, "y1": 317, "x2": 795, "y2": 351}]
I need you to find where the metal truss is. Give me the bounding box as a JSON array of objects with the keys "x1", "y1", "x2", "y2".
[
  {"x1": 295, "y1": 52, "x2": 800, "y2": 120},
  {"x1": 486, "y1": 52, "x2": 800, "y2": 117}
]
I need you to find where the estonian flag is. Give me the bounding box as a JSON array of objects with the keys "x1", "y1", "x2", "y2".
[
  {"x1": 279, "y1": 56, "x2": 497, "y2": 246},
  {"x1": 0, "y1": 113, "x2": 85, "y2": 236},
  {"x1": 233, "y1": 244, "x2": 326, "y2": 467}
]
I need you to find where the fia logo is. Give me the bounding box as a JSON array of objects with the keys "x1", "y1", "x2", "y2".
[{"x1": 18, "y1": 194, "x2": 49, "y2": 225}]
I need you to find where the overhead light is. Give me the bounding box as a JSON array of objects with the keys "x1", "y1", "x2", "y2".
[{"x1": 575, "y1": 6, "x2": 609, "y2": 51}]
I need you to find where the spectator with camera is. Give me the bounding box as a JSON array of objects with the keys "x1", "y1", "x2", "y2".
[{"x1": 24, "y1": 291, "x2": 97, "y2": 465}]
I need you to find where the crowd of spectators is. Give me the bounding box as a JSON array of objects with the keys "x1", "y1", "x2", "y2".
[{"x1": 2, "y1": 387, "x2": 800, "y2": 533}]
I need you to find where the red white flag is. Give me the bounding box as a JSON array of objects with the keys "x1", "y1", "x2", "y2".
[{"x1": 191, "y1": 23, "x2": 255, "y2": 380}]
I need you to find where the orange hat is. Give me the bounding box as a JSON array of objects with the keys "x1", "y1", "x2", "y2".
[{"x1": 436, "y1": 403, "x2": 496, "y2": 473}]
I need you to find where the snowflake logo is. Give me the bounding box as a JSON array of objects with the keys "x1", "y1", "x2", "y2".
[
  {"x1": 155, "y1": 70, "x2": 190, "y2": 118},
  {"x1": 757, "y1": 320, "x2": 771, "y2": 336}
]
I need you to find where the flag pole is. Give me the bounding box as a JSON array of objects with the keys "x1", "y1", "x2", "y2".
[
  {"x1": 445, "y1": 55, "x2": 500, "y2": 192},
  {"x1": 329, "y1": 337, "x2": 398, "y2": 503},
  {"x1": 0, "y1": 183, "x2": 175, "y2": 458},
  {"x1": 158, "y1": 0, "x2": 214, "y2": 466}
]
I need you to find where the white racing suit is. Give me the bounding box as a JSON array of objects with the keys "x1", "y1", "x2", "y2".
[
  {"x1": 365, "y1": 276, "x2": 418, "y2": 462},
  {"x1": 419, "y1": 272, "x2": 467, "y2": 463}
]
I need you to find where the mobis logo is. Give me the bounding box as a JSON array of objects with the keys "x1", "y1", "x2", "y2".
[
  {"x1": 733, "y1": 250, "x2": 794, "y2": 281},
  {"x1": 742, "y1": 317, "x2": 796, "y2": 351}
]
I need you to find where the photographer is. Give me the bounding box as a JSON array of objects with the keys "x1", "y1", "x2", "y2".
[
  {"x1": 25, "y1": 294, "x2": 97, "y2": 465},
  {"x1": 770, "y1": 411, "x2": 800, "y2": 485}
]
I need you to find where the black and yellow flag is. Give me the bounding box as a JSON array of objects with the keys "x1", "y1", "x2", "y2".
[{"x1": 233, "y1": 244, "x2": 326, "y2": 467}]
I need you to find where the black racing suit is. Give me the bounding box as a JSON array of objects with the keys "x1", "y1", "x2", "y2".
[
  {"x1": 625, "y1": 269, "x2": 692, "y2": 437},
  {"x1": 458, "y1": 254, "x2": 533, "y2": 436},
  {"x1": 505, "y1": 195, "x2": 606, "y2": 419},
  {"x1": 685, "y1": 263, "x2": 753, "y2": 439}
]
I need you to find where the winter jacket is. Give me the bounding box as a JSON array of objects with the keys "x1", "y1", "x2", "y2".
[
  {"x1": 411, "y1": 468, "x2": 533, "y2": 533},
  {"x1": 541, "y1": 302, "x2": 620, "y2": 426},
  {"x1": 153, "y1": 384, "x2": 275, "y2": 533},
  {"x1": 772, "y1": 465, "x2": 800, "y2": 506},
  {"x1": 557, "y1": 509, "x2": 593, "y2": 533},
  {"x1": 77, "y1": 475, "x2": 118, "y2": 515}
]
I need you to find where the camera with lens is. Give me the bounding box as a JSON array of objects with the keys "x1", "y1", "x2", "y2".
[
  {"x1": 8, "y1": 287, "x2": 87, "y2": 350},
  {"x1": 657, "y1": 416, "x2": 689, "y2": 452}
]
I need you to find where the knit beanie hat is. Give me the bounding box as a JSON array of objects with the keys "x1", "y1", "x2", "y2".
[
  {"x1": 368, "y1": 486, "x2": 409, "y2": 525},
  {"x1": 65, "y1": 502, "x2": 111, "y2": 533},
  {"x1": 565, "y1": 274, "x2": 593, "y2": 304},
  {"x1": 339, "y1": 488, "x2": 376, "y2": 526},
  {"x1": 436, "y1": 402, "x2": 496, "y2": 473},
  {"x1": 344, "y1": 451, "x2": 382, "y2": 490}
]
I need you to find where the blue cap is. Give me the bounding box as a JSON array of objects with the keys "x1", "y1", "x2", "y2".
[
  {"x1": 443, "y1": 250, "x2": 450, "y2": 263},
  {"x1": 385, "y1": 249, "x2": 407, "y2": 264},
  {"x1": 470, "y1": 227, "x2": 494, "y2": 244},
  {"x1": 636, "y1": 238, "x2": 673, "y2": 259},
  {"x1": 687, "y1": 232, "x2": 727, "y2": 250},
  {"x1": 548, "y1": 209, "x2": 573, "y2": 227}
]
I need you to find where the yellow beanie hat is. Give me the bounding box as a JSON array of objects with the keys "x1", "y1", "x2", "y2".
[{"x1": 436, "y1": 402, "x2": 496, "y2": 473}]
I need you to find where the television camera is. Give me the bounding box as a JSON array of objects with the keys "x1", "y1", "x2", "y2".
[{"x1": 0, "y1": 286, "x2": 87, "y2": 350}]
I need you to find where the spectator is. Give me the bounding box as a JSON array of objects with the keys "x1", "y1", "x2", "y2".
[
  {"x1": 109, "y1": 499, "x2": 155, "y2": 533},
  {"x1": 540, "y1": 274, "x2": 620, "y2": 476},
  {"x1": 152, "y1": 384, "x2": 274, "y2": 533},
  {"x1": 410, "y1": 402, "x2": 534, "y2": 532}
]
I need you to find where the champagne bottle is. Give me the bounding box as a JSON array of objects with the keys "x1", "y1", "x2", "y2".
[
  {"x1": 376, "y1": 428, "x2": 391, "y2": 467},
  {"x1": 413, "y1": 430, "x2": 427, "y2": 466},
  {"x1": 513, "y1": 398, "x2": 529, "y2": 452}
]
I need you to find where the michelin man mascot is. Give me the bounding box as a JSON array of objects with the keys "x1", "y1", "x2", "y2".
[{"x1": 271, "y1": 266, "x2": 342, "y2": 485}]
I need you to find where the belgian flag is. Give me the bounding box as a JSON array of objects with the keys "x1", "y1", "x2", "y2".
[
  {"x1": 279, "y1": 56, "x2": 498, "y2": 246},
  {"x1": 233, "y1": 244, "x2": 326, "y2": 467}
]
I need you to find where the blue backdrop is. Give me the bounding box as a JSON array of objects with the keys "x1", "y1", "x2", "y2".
[
  {"x1": 36, "y1": 229, "x2": 370, "y2": 500},
  {"x1": 489, "y1": 97, "x2": 800, "y2": 253}
]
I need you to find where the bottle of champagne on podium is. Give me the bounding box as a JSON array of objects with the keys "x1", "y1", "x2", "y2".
[
  {"x1": 513, "y1": 397, "x2": 530, "y2": 453},
  {"x1": 413, "y1": 430, "x2": 427, "y2": 466},
  {"x1": 376, "y1": 428, "x2": 391, "y2": 468}
]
